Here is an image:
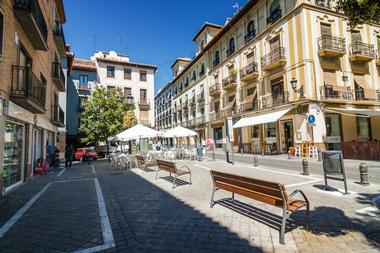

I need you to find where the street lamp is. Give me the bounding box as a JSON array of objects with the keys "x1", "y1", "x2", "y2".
[{"x1": 290, "y1": 78, "x2": 304, "y2": 98}]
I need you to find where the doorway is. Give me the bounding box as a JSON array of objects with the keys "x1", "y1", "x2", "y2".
[{"x1": 281, "y1": 120, "x2": 294, "y2": 152}]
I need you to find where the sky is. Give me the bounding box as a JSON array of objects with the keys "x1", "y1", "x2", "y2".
[{"x1": 64, "y1": 0, "x2": 247, "y2": 94}]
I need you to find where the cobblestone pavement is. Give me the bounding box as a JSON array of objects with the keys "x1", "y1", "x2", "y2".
[{"x1": 0, "y1": 159, "x2": 378, "y2": 253}]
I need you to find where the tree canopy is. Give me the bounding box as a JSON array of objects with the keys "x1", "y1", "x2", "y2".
[
  {"x1": 123, "y1": 110, "x2": 138, "y2": 129},
  {"x1": 79, "y1": 87, "x2": 133, "y2": 145},
  {"x1": 336, "y1": 0, "x2": 380, "y2": 28}
]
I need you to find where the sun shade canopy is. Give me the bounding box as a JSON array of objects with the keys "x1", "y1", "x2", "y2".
[
  {"x1": 233, "y1": 108, "x2": 291, "y2": 128},
  {"x1": 163, "y1": 126, "x2": 197, "y2": 138},
  {"x1": 116, "y1": 124, "x2": 162, "y2": 140}
]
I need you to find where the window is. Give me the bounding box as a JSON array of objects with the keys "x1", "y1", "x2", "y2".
[
  {"x1": 213, "y1": 50, "x2": 220, "y2": 66},
  {"x1": 0, "y1": 11, "x2": 3, "y2": 57},
  {"x1": 107, "y1": 66, "x2": 115, "y2": 78},
  {"x1": 140, "y1": 89, "x2": 147, "y2": 102},
  {"x1": 124, "y1": 87, "x2": 132, "y2": 97},
  {"x1": 227, "y1": 38, "x2": 235, "y2": 56},
  {"x1": 351, "y1": 31, "x2": 362, "y2": 43},
  {"x1": 246, "y1": 21, "x2": 256, "y2": 43},
  {"x1": 124, "y1": 68, "x2": 131, "y2": 80},
  {"x1": 199, "y1": 63, "x2": 205, "y2": 76},
  {"x1": 258, "y1": 6, "x2": 265, "y2": 33},
  {"x1": 268, "y1": 0, "x2": 281, "y2": 24},
  {"x1": 357, "y1": 117, "x2": 371, "y2": 141},
  {"x1": 79, "y1": 75, "x2": 88, "y2": 87},
  {"x1": 140, "y1": 70, "x2": 147, "y2": 81},
  {"x1": 107, "y1": 86, "x2": 114, "y2": 91},
  {"x1": 191, "y1": 70, "x2": 196, "y2": 82},
  {"x1": 79, "y1": 96, "x2": 88, "y2": 109},
  {"x1": 320, "y1": 23, "x2": 332, "y2": 36}
]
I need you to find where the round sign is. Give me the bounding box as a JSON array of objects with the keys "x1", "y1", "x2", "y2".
[{"x1": 307, "y1": 114, "x2": 316, "y2": 124}]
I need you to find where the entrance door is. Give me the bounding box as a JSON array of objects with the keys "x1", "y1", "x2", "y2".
[
  {"x1": 282, "y1": 121, "x2": 294, "y2": 152},
  {"x1": 269, "y1": 36, "x2": 280, "y2": 61},
  {"x1": 32, "y1": 128, "x2": 43, "y2": 174},
  {"x1": 214, "y1": 127, "x2": 223, "y2": 149},
  {"x1": 325, "y1": 113, "x2": 342, "y2": 150}
]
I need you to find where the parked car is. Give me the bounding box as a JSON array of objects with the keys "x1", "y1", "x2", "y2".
[{"x1": 74, "y1": 147, "x2": 97, "y2": 162}]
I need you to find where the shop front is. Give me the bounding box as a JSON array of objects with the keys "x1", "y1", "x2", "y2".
[
  {"x1": 213, "y1": 127, "x2": 223, "y2": 149},
  {"x1": 3, "y1": 121, "x2": 25, "y2": 192}
]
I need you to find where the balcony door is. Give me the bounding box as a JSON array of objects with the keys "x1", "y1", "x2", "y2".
[
  {"x1": 269, "y1": 36, "x2": 280, "y2": 61},
  {"x1": 17, "y1": 46, "x2": 32, "y2": 91},
  {"x1": 321, "y1": 23, "x2": 332, "y2": 48},
  {"x1": 271, "y1": 77, "x2": 284, "y2": 106}
]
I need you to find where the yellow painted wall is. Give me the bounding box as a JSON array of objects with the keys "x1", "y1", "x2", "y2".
[
  {"x1": 371, "y1": 117, "x2": 380, "y2": 140},
  {"x1": 341, "y1": 115, "x2": 357, "y2": 142}
]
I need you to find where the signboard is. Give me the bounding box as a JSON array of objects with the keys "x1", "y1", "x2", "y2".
[
  {"x1": 322, "y1": 151, "x2": 348, "y2": 194},
  {"x1": 307, "y1": 114, "x2": 316, "y2": 126}
]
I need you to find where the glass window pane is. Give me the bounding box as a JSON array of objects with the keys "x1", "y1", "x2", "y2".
[{"x1": 357, "y1": 117, "x2": 371, "y2": 140}]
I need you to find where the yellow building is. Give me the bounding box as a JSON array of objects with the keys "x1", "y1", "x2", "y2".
[{"x1": 155, "y1": 0, "x2": 380, "y2": 160}]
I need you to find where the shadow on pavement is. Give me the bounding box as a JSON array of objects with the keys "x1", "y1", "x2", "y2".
[
  {"x1": 97, "y1": 166, "x2": 264, "y2": 252},
  {"x1": 159, "y1": 176, "x2": 190, "y2": 187}
]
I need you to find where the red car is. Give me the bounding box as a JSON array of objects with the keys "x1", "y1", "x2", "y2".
[{"x1": 74, "y1": 147, "x2": 97, "y2": 161}]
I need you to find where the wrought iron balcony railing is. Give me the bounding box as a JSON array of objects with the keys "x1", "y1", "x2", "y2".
[
  {"x1": 51, "y1": 105, "x2": 64, "y2": 127},
  {"x1": 318, "y1": 35, "x2": 346, "y2": 53},
  {"x1": 222, "y1": 75, "x2": 237, "y2": 88},
  {"x1": 355, "y1": 89, "x2": 380, "y2": 102},
  {"x1": 52, "y1": 62, "x2": 65, "y2": 91},
  {"x1": 11, "y1": 65, "x2": 46, "y2": 112},
  {"x1": 240, "y1": 62, "x2": 258, "y2": 80},
  {"x1": 261, "y1": 91, "x2": 289, "y2": 109},
  {"x1": 320, "y1": 86, "x2": 352, "y2": 100},
  {"x1": 261, "y1": 47, "x2": 286, "y2": 69},
  {"x1": 226, "y1": 46, "x2": 235, "y2": 57},
  {"x1": 245, "y1": 30, "x2": 256, "y2": 44},
  {"x1": 349, "y1": 41, "x2": 375, "y2": 58}
]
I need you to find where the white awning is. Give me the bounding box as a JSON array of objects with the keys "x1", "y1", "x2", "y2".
[
  {"x1": 233, "y1": 108, "x2": 291, "y2": 128},
  {"x1": 324, "y1": 107, "x2": 380, "y2": 117}
]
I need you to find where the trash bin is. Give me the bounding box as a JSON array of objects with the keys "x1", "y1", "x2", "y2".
[{"x1": 196, "y1": 147, "x2": 203, "y2": 161}]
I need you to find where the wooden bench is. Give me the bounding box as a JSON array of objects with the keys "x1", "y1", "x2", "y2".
[
  {"x1": 209, "y1": 170, "x2": 309, "y2": 244},
  {"x1": 136, "y1": 155, "x2": 154, "y2": 171},
  {"x1": 156, "y1": 159, "x2": 192, "y2": 189}
]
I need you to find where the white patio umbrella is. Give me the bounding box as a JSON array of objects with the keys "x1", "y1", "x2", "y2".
[
  {"x1": 163, "y1": 126, "x2": 197, "y2": 149},
  {"x1": 115, "y1": 124, "x2": 162, "y2": 154}
]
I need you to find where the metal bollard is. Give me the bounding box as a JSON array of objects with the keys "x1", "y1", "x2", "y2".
[
  {"x1": 253, "y1": 155, "x2": 259, "y2": 167},
  {"x1": 359, "y1": 163, "x2": 370, "y2": 185},
  {"x1": 317, "y1": 148, "x2": 322, "y2": 162},
  {"x1": 288, "y1": 151, "x2": 292, "y2": 159},
  {"x1": 302, "y1": 159, "x2": 309, "y2": 175}
]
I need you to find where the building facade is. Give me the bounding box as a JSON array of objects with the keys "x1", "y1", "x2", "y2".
[
  {"x1": 155, "y1": 0, "x2": 380, "y2": 160},
  {"x1": 92, "y1": 51, "x2": 157, "y2": 127},
  {"x1": 0, "y1": 0, "x2": 68, "y2": 194},
  {"x1": 66, "y1": 59, "x2": 97, "y2": 147}
]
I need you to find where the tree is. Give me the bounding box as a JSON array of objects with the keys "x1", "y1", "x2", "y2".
[
  {"x1": 336, "y1": 0, "x2": 380, "y2": 28},
  {"x1": 79, "y1": 87, "x2": 133, "y2": 146},
  {"x1": 123, "y1": 110, "x2": 138, "y2": 129}
]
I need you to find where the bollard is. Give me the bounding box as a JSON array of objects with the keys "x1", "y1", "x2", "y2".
[
  {"x1": 302, "y1": 159, "x2": 309, "y2": 175},
  {"x1": 317, "y1": 148, "x2": 322, "y2": 162},
  {"x1": 288, "y1": 151, "x2": 292, "y2": 159},
  {"x1": 359, "y1": 163, "x2": 370, "y2": 185},
  {"x1": 261, "y1": 149, "x2": 265, "y2": 157},
  {"x1": 253, "y1": 155, "x2": 259, "y2": 167}
]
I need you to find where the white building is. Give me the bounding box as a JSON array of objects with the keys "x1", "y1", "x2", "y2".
[{"x1": 92, "y1": 51, "x2": 157, "y2": 127}]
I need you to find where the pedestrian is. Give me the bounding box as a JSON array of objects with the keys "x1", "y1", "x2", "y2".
[
  {"x1": 156, "y1": 140, "x2": 161, "y2": 151},
  {"x1": 65, "y1": 144, "x2": 74, "y2": 168},
  {"x1": 53, "y1": 147, "x2": 60, "y2": 170}
]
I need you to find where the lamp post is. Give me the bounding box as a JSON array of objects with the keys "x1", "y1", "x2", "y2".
[{"x1": 290, "y1": 78, "x2": 304, "y2": 98}]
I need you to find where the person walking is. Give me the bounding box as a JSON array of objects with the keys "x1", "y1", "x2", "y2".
[{"x1": 65, "y1": 144, "x2": 74, "y2": 168}]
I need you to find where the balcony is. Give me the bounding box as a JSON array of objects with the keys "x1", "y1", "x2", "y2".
[
  {"x1": 266, "y1": 8, "x2": 282, "y2": 24},
  {"x1": 320, "y1": 86, "x2": 352, "y2": 100},
  {"x1": 245, "y1": 31, "x2": 256, "y2": 44},
  {"x1": 197, "y1": 92, "x2": 205, "y2": 104},
  {"x1": 197, "y1": 115, "x2": 205, "y2": 125},
  {"x1": 51, "y1": 105, "x2": 64, "y2": 127},
  {"x1": 189, "y1": 97, "x2": 196, "y2": 106},
  {"x1": 261, "y1": 47, "x2": 286, "y2": 71},
  {"x1": 11, "y1": 66, "x2": 46, "y2": 114},
  {"x1": 355, "y1": 89, "x2": 380, "y2": 102},
  {"x1": 53, "y1": 21, "x2": 66, "y2": 57},
  {"x1": 13, "y1": 0, "x2": 48, "y2": 51},
  {"x1": 210, "y1": 111, "x2": 224, "y2": 121},
  {"x1": 222, "y1": 75, "x2": 237, "y2": 91},
  {"x1": 189, "y1": 118, "x2": 196, "y2": 126},
  {"x1": 261, "y1": 91, "x2": 289, "y2": 109},
  {"x1": 209, "y1": 83, "x2": 221, "y2": 97},
  {"x1": 318, "y1": 35, "x2": 346, "y2": 57},
  {"x1": 226, "y1": 47, "x2": 235, "y2": 57},
  {"x1": 125, "y1": 96, "x2": 135, "y2": 105},
  {"x1": 240, "y1": 62, "x2": 259, "y2": 82},
  {"x1": 52, "y1": 62, "x2": 65, "y2": 92},
  {"x1": 78, "y1": 84, "x2": 91, "y2": 91},
  {"x1": 349, "y1": 42, "x2": 375, "y2": 62},
  {"x1": 316, "y1": 0, "x2": 332, "y2": 8},
  {"x1": 138, "y1": 98, "x2": 150, "y2": 110}
]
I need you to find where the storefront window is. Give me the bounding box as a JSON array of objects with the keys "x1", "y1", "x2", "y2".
[
  {"x1": 357, "y1": 117, "x2": 371, "y2": 141},
  {"x1": 251, "y1": 126, "x2": 260, "y2": 138},
  {"x1": 214, "y1": 127, "x2": 223, "y2": 149},
  {"x1": 3, "y1": 121, "x2": 24, "y2": 189},
  {"x1": 264, "y1": 123, "x2": 277, "y2": 153},
  {"x1": 265, "y1": 123, "x2": 277, "y2": 138},
  {"x1": 325, "y1": 113, "x2": 342, "y2": 150}
]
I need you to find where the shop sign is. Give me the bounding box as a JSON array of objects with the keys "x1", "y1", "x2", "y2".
[
  {"x1": 327, "y1": 136, "x2": 341, "y2": 143},
  {"x1": 307, "y1": 114, "x2": 316, "y2": 126},
  {"x1": 322, "y1": 151, "x2": 348, "y2": 194}
]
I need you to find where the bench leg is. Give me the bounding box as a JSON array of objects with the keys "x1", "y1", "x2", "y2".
[
  {"x1": 280, "y1": 208, "x2": 288, "y2": 245},
  {"x1": 305, "y1": 202, "x2": 310, "y2": 231},
  {"x1": 210, "y1": 187, "x2": 216, "y2": 208},
  {"x1": 173, "y1": 174, "x2": 177, "y2": 189},
  {"x1": 189, "y1": 172, "x2": 192, "y2": 185},
  {"x1": 232, "y1": 192, "x2": 235, "y2": 201},
  {"x1": 155, "y1": 169, "x2": 159, "y2": 180}
]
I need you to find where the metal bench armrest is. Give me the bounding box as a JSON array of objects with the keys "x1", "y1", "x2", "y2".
[
  {"x1": 178, "y1": 165, "x2": 191, "y2": 174},
  {"x1": 288, "y1": 189, "x2": 309, "y2": 205}
]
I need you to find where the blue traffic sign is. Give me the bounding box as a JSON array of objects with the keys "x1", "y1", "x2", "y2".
[{"x1": 307, "y1": 114, "x2": 316, "y2": 124}]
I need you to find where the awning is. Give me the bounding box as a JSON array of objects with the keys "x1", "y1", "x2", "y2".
[
  {"x1": 354, "y1": 74, "x2": 376, "y2": 99},
  {"x1": 324, "y1": 107, "x2": 380, "y2": 117},
  {"x1": 323, "y1": 70, "x2": 345, "y2": 92},
  {"x1": 233, "y1": 108, "x2": 292, "y2": 128},
  {"x1": 223, "y1": 97, "x2": 236, "y2": 111}
]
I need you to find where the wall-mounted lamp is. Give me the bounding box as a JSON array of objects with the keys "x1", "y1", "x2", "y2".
[{"x1": 290, "y1": 78, "x2": 304, "y2": 98}]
